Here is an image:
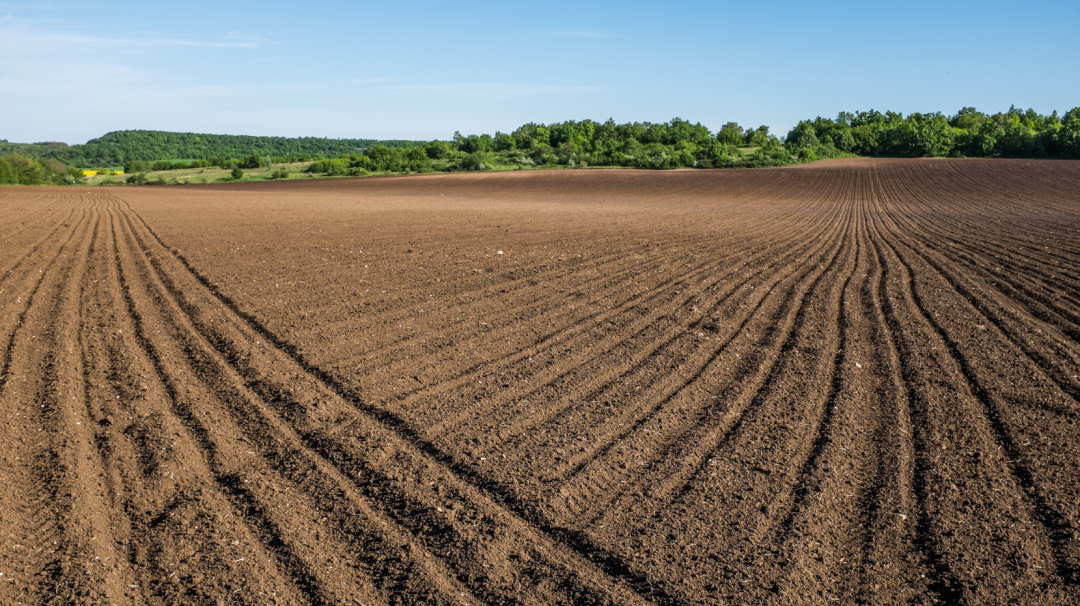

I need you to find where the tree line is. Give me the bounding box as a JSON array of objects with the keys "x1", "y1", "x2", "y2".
[
  {"x1": 305, "y1": 105, "x2": 1080, "y2": 177},
  {"x1": 9, "y1": 130, "x2": 420, "y2": 168},
  {"x1": 301, "y1": 119, "x2": 802, "y2": 177},
  {"x1": 787, "y1": 106, "x2": 1080, "y2": 159},
  {"x1": 5, "y1": 106, "x2": 1079, "y2": 185},
  {"x1": 0, "y1": 153, "x2": 83, "y2": 185},
  {"x1": 123, "y1": 154, "x2": 314, "y2": 173},
  {"x1": 434, "y1": 118, "x2": 796, "y2": 170}
]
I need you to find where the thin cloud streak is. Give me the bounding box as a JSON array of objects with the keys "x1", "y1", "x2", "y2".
[
  {"x1": 384, "y1": 82, "x2": 605, "y2": 98},
  {"x1": 0, "y1": 23, "x2": 268, "y2": 52}
]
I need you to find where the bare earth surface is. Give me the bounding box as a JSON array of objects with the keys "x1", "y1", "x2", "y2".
[{"x1": 1, "y1": 158, "x2": 1079, "y2": 605}]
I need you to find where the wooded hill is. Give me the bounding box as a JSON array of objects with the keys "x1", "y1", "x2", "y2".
[
  {"x1": 4, "y1": 105, "x2": 1078, "y2": 182},
  {"x1": 0, "y1": 130, "x2": 420, "y2": 167}
]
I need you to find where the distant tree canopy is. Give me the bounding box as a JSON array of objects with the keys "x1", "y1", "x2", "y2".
[
  {"x1": 305, "y1": 145, "x2": 434, "y2": 176},
  {"x1": 4, "y1": 105, "x2": 1078, "y2": 185},
  {"x1": 19, "y1": 130, "x2": 422, "y2": 168},
  {"x1": 0, "y1": 153, "x2": 82, "y2": 185},
  {"x1": 439, "y1": 107, "x2": 1080, "y2": 170},
  {"x1": 446, "y1": 118, "x2": 797, "y2": 169},
  {"x1": 786, "y1": 106, "x2": 1080, "y2": 159}
]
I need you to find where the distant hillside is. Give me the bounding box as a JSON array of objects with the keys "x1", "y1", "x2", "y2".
[
  {"x1": 3, "y1": 130, "x2": 421, "y2": 167},
  {"x1": 0, "y1": 140, "x2": 71, "y2": 157}
]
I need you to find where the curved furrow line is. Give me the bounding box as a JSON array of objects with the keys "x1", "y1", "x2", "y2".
[
  {"x1": 81, "y1": 195, "x2": 323, "y2": 606},
  {"x1": 874, "y1": 211, "x2": 1080, "y2": 587},
  {"x1": 921, "y1": 207, "x2": 1080, "y2": 287},
  {"x1": 876, "y1": 172, "x2": 1080, "y2": 305},
  {"x1": 110, "y1": 202, "x2": 492, "y2": 605},
  {"x1": 110, "y1": 197, "x2": 660, "y2": 604},
  {"x1": 382, "y1": 244, "x2": 776, "y2": 417},
  {"x1": 0, "y1": 200, "x2": 84, "y2": 294},
  {"x1": 0, "y1": 201, "x2": 48, "y2": 240},
  {"x1": 117, "y1": 191, "x2": 781, "y2": 423},
  {"x1": 120, "y1": 184, "x2": 830, "y2": 458},
  {"x1": 862, "y1": 181, "x2": 975, "y2": 604},
  {"x1": 927, "y1": 231, "x2": 1080, "y2": 324},
  {"x1": 518, "y1": 205, "x2": 851, "y2": 491},
  {"x1": 0, "y1": 208, "x2": 127, "y2": 604},
  {"x1": 942, "y1": 159, "x2": 1080, "y2": 225},
  {"x1": 771, "y1": 193, "x2": 937, "y2": 603},
  {"x1": 339, "y1": 224, "x2": 728, "y2": 322},
  {"x1": 921, "y1": 173, "x2": 1080, "y2": 274},
  {"x1": 867, "y1": 185, "x2": 1079, "y2": 601},
  {"x1": 308, "y1": 200, "x2": 820, "y2": 378},
  {"x1": 68, "y1": 205, "x2": 150, "y2": 603},
  {"x1": 425, "y1": 204, "x2": 840, "y2": 449},
  {"x1": 955, "y1": 248, "x2": 1080, "y2": 320},
  {"x1": 877, "y1": 167, "x2": 1080, "y2": 412},
  {"x1": 949, "y1": 227, "x2": 1080, "y2": 283},
  {"x1": 0, "y1": 198, "x2": 94, "y2": 395},
  {"x1": 345, "y1": 245, "x2": 704, "y2": 373},
  {"x1": 194, "y1": 222, "x2": 716, "y2": 377},
  {"x1": 353, "y1": 222, "x2": 804, "y2": 384},
  {"x1": 572, "y1": 202, "x2": 856, "y2": 537},
  {"x1": 139, "y1": 172, "x2": 842, "y2": 419},
  {"x1": 764, "y1": 201, "x2": 859, "y2": 545},
  {"x1": 856, "y1": 192, "x2": 940, "y2": 603},
  {"x1": 883, "y1": 167, "x2": 1080, "y2": 310},
  {"x1": 110, "y1": 205, "x2": 392, "y2": 605},
  {"x1": 0, "y1": 206, "x2": 97, "y2": 604},
  {"x1": 907, "y1": 161, "x2": 1080, "y2": 251},
  {"x1": 295, "y1": 232, "x2": 700, "y2": 367},
  {"x1": 338, "y1": 212, "x2": 817, "y2": 400},
  {"x1": 899, "y1": 186, "x2": 1080, "y2": 311},
  {"x1": 110, "y1": 200, "x2": 609, "y2": 605},
  {"x1": 0, "y1": 191, "x2": 78, "y2": 240},
  {"x1": 0, "y1": 207, "x2": 90, "y2": 392},
  {"x1": 558, "y1": 194, "x2": 858, "y2": 602},
  {"x1": 332, "y1": 194, "x2": 846, "y2": 548},
  {"x1": 882, "y1": 216, "x2": 1080, "y2": 417},
  {"x1": 0, "y1": 201, "x2": 74, "y2": 269}
]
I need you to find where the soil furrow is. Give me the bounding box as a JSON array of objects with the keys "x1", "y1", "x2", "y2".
[
  {"x1": 427, "y1": 204, "x2": 840, "y2": 456},
  {"x1": 5, "y1": 161, "x2": 1079, "y2": 604},
  {"x1": 867, "y1": 192, "x2": 1076, "y2": 603},
  {"x1": 110, "y1": 195, "x2": 659, "y2": 604},
  {"x1": 876, "y1": 217, "x2": 1080, "y2": 588}
]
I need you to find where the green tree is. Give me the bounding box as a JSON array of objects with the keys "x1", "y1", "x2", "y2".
[
  {"x1": 0, "y1": 154, "x2": 51, "y2": 184},
  {"x1": 493, "y1": 132, "x2": 516, "y2": 152},
  {"x1": 717, "y1": 122, "x2": 745, "y2": 145},
  {"x1": 424, "y1": 140, "x2": 452, "y2": 159}
]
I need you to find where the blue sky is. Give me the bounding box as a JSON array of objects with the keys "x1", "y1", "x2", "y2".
[{"x1": 1, "y1": 0, "x2": 1077, "y2": 144}]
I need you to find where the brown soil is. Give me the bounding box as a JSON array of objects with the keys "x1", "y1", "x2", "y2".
[{"x1": 1, "y1": 158, "x2": 1079, "y2": 605}]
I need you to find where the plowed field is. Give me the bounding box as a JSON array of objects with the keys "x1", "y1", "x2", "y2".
[{"x1": 2, "y1": 158, "x2": 1079, "y2": 605}]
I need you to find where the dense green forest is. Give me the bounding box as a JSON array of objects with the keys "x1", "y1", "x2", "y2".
[
  {"x1": 0, "y1": 130, "x2": 420, "y2": 168},
  {"x1": 303, "y1": 105, "x2": 1080, "y2": 176},
  {"x1": 788, "y1": 106, "x2": 1080, "y2": 159},
  {"x1": 298, "y1": 105, "x2": 1079, "y2": 177},
  {"x1": 0, "y1": 153, "x2": 83, "y2": 185},
  {"x1": 4, "y1": 106, "x2": 1078, "y2": 185},
  {"x1": 0, "y1": 140, "x2": 73, "y2": 158},
  {"x1": 435, "y1": 118, "x2": 798, "y2": 171}
]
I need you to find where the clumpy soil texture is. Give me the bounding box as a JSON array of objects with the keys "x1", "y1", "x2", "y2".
[{"x1": 1, "y1": 159, "x2": 1079, "y2": 605}]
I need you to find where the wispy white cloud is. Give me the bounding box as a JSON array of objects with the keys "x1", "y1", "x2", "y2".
[
  {"x1": 383, "y1": 82, "x2": 604, "y2": 98},
  {"x1": 0, "y1": 62, "x2": 248, "y2": 101},
  {"x1": 223, "y1": 32, "x2": 272, "y2": 45},
  {"x1": 0, "y1": 30, "x2": 264, "y2": 50},
  {"x1": 0, "y1": 17, "x2": 269, "y2": 54}
]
